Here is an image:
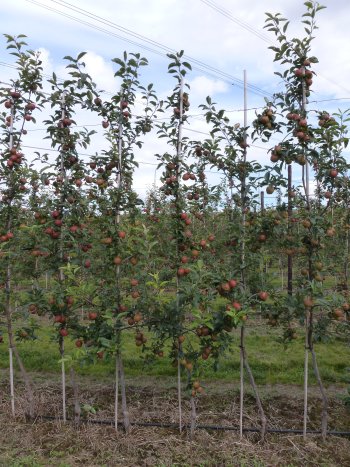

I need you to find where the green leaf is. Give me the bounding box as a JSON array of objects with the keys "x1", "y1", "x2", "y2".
[{"x1": 77, "y1": 51, "x2": 87, "y2": 61}]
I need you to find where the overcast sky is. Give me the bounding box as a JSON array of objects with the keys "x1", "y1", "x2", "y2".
[{"x1": 1, "y1": 0, "x2": 349, "y2": 200}]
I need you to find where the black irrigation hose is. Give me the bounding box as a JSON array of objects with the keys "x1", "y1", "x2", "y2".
[{"x1": 38, "y1": 415, "x2": 350, "y2": 437}]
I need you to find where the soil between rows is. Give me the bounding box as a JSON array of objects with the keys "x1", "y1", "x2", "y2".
[{"x1": 0, "y1": 375, "x2": 349, "y2": 466}]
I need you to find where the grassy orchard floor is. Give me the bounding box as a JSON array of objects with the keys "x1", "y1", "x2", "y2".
[
  {"x1": 0, "y1": 317, "x2": 349, "y2": 385},
  {"x1": 0, "y1": 319, "x2": 349, "y2": 466}
]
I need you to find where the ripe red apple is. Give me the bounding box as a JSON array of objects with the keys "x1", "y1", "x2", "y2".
[
  {"x1": 228, "y1": 279, "x2": 237, "y2": 289},
  {"x1": 177, "y1": 267, "x2": 186, "y2": 277},
  {"x1": 10, "y1": 90, "x2": 21, "y2": 99},
  {"x1": 326, "y1": 227, "x2": 336, "y2": 237},
  {"x1": 26, "y1": 102, "x2": 36, "y2": 111},
  {"x1": 113, "y1": 256, "x2": 122, "y2": 265},
  {"x1": 102, "y1": 120, "x2": 109, "y2": 128},
  {"x1": 118, "y1": 231, "x2": 126, "y2": 239},
  {"x1": 62, "y1": 117, "x2": 72, "y2": 127},
  {"x1": 75, "y1": 339, "x2": 83, "y2": 348},
  {"x1": 88, "y1": 312, "x2": 97, "y2": 320},
  {"x1": 329, "y1": 169, "x2": 338, "y2": 178},
  {"x1": 258, "y1": 291, "x2": 269, "y2": 301},
  {"x1": 303, "y1": 296, "x2": 314, "y2": 308},
  {"x1": 84, "y1": 259, "x2": 91, "y2": 268},
  {"x1": 221, "y1": 282, "x2": 231, "y2": 292},
  {"x1": 232, "y1": 301, "x2": 241, "y2": 311},
  {"x1": 59, "y1": 328, "x2": 68, "y2": 337},
  {"x1": 294, "y1": 68, "x2": 305, "y2": 77},
  {"x1": 259, "y1": 115, "x2": 269, "y2": 125},
  {"x1": 134, "y1": 312, "x2": 142, "y2": 323}
]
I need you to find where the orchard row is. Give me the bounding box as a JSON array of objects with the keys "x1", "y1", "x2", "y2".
[{"x1": 0, "y1": 2, "x2": 349, "y2": 438}]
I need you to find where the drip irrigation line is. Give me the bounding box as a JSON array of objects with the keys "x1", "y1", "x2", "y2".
[{"x1": 37, "y1": 415, "x2": 350, "y2": 436}]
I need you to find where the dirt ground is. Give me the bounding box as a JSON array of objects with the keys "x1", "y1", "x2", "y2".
[{"x1": 0, "y1": 375, "x2": 349, "y2": 466}]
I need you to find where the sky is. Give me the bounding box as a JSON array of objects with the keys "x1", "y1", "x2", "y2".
[{"x1": 1, "y1": 0, "x2": 350, "y2": 202}]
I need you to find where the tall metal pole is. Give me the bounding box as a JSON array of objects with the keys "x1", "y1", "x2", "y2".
[
  {"x1": 59, "y1": 91, "x2": 67, "y2": 423},
  {"x1": 239, "y1": 69, "x2": 247, "y2": 439},
  {"x1": 287, "y1": 165, "x2": 293, "y2": 295},
  {"x1": 8, "y1": 102, "x2": 15, "y2": 417},
  {"x1": 176, "y1": 77, "x2": 184, "y2": 434},
  {"x1": 301, "y1": 66, "x2": 309, "y2": 440}
]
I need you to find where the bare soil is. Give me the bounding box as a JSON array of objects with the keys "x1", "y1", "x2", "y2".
[{"x1": 0, "y1": 374, "x2": 349, "y2": 466}]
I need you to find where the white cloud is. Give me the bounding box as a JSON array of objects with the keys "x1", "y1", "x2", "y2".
[
  {"x1": 83, "y1": 51, "x2": 120, "y2": 94},
  {"x1": 189, "y1": 76, "x2": 229, "y2": 102}
]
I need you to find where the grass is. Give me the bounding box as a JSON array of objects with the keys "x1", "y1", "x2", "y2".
[{"x1": 0, "y1": 318, "x2": 349, "y2": 386}]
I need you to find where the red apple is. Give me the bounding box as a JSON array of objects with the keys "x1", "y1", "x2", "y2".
[
  {"x1": 258, "y1": 291, "x2": 269, "y2": 301},
  {"x1": 177, "y1": 267, "x2": 186, "y2": 277},
  {"x1": 228, "y1": 279, "x2": 237, "y2": 289}
]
